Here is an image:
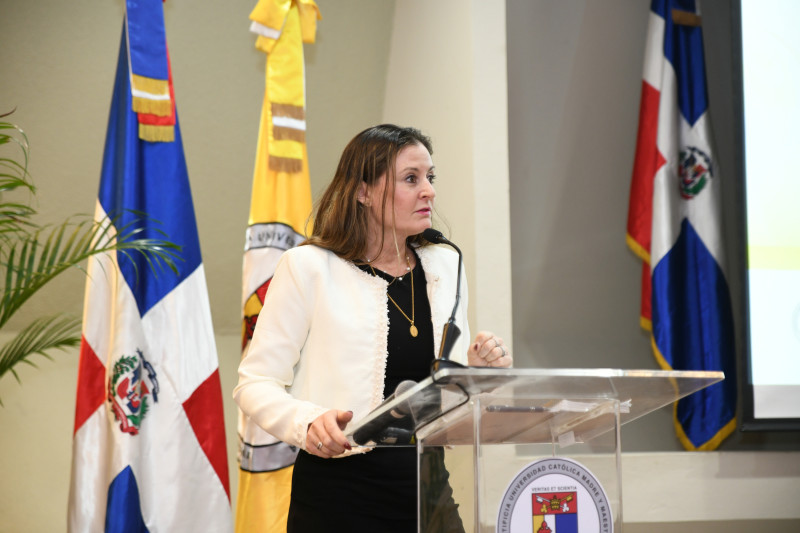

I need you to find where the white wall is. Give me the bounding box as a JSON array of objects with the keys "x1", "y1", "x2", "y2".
[{"x1": 382, "y1": 0, "x2": 513, "y2": 346}]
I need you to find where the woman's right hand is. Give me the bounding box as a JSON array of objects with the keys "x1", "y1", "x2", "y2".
[{"x1": 305, "y1": 409, "x2": 354, "y2": 458}]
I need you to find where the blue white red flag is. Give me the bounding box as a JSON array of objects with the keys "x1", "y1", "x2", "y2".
[
  {"x1": 67, "y1": 9, "x2": 232, "y2": 532},
  {"x1": 627, "y1": 0, "x2": 737, "y2": 450}
]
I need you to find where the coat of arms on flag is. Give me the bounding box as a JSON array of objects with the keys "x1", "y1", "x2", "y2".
[{"x1": 108, "y1": 349, "x2": 159, "y2": 435}]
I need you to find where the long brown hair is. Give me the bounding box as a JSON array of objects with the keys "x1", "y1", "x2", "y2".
[{"x1": 303, "y1": 124, "x2": 434, "y2": 261}]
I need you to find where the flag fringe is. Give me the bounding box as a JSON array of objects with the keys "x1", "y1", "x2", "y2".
[
  {"x1": 671, "y1": 9, "x2": 701, "y2": 27},
  {"x1": 271, "y1": 103, "x2": 305, "y2": 120},
  {"x1": 132, "y1": 96, "x2": 172, "y2": 117},
  {"x1": 626, "y1": 233, "x2": 651, "y2": 264},
  {"x1": 673, "y1": 405, "x2": 736, "y2": 451},
  {"x1": 268, "y1": 155, "x2": 303, "y2": 173},
  {"x1": 138, "y1": 124, "x2": 175, "y2": 143},
  {"x1": 649, "y1": 333, "x2": 672, "y2": 371},
  {"x1": 131, "y1": 74, "x2": 170, "y2": 97},
  {"x1": 273, "y1": 127, "x2": 305, "y2": 142},
  {"x1": 650, "y1": 332, "x2": 736, "y2": 451}
]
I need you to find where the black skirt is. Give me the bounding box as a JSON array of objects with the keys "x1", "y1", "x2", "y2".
[{"x1": 287, "y1": 446, "x2": 464, "y2": 533}]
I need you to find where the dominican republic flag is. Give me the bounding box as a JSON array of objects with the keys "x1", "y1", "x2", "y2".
[
  {"x1": 627, "y1": 0, "x2": 737, "y2": 451},
  {"x1": 67, "y1": 11, "x2": 232, "y2": 533}
]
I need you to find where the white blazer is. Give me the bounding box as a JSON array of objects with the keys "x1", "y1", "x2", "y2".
[{"x1": 233, "y1": 243, "x2": 469, "y2": 453}]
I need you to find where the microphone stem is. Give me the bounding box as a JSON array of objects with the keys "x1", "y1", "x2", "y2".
[{"x1": 449, "y1": 242, "x2": 462, "y2": 320}]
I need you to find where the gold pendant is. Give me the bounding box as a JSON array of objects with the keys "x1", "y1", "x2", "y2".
[{"x1": 410, "y1": 324, "x2": 418, "y2": 337}]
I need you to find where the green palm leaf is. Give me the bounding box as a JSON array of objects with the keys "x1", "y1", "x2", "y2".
[
  {"x1": 0, "y1": 215, "x2": 181, "y2": 329},
  {"x1": 0, "y1": 314, "x2": 82, "y2": 405},
  {"x1": 1, "y1": 111, "x2": 34, "y2": 244},
  {"x1": 0, "y1": 110, "x2": 182, "y2": 399}
]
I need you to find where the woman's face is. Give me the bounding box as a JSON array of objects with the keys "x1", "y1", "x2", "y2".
[{"x1": 362, "y1": 142, "x2": 436, "y2": 244}]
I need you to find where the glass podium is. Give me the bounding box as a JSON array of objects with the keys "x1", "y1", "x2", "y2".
[{"x1": 346, "y1": 367, "x2": 724, "y2": 532}]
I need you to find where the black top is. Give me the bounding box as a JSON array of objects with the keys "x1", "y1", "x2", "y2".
[{"x1": 364, "y1": 256, "x2": 436, "y2": 397}]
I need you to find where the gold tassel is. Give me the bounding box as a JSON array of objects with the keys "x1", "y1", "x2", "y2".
[
  {"x1": 273, "y1": 127, "x2": 305, "y2": 142},
  {"x1": 672, "y1": 9, "x2": 701, "y2": 26},
  {"x1": 271, "y1": 102, "x2": 306, "y2": 120},
  {"x1": 268, "y1": 155, "x2": 303, "y2": 173},
  {"x1": 138, "y1": 124, "x2": 175, "y2": 143},
  {"x1": 131, "y1": 74, "x2": 170, "y2": 97},
  {"x1": 132, "y1": 96, "x2": 172, "y2": 117}
]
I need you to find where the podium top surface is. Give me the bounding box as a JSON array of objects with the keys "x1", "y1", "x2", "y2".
[
  {"x1": 346, "y1": 367, "x2": 724, "y2": 446},
  {"x1": 430, "y1": 366, "x2": 723, "y2": 391}
]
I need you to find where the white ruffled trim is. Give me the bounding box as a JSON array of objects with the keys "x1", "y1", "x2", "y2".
[{"x1": 345, "y1": 261, "x2": 390, "y2": 411}]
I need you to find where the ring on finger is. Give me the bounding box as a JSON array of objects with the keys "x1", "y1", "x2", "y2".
[
  {"x1": 501, "y1": 346, "x2": 507, "y2": 357},
  {"x1": 316, "y1": 441, "x2": 323, "y2": 451},
  {"x1": 493, "y1": 338, "x2": 500, "y2": 348}
]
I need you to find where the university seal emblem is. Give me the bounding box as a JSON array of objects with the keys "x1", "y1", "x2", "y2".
[
  {"x1": 497, "y1": 457, "x2": 612, "y2": 533},
  {"x1": 108, "y1": 349, "x2": 159, "y2": 435},
  {"x1": 678, "y1": 145, "x2": 712, "y2": 199}
]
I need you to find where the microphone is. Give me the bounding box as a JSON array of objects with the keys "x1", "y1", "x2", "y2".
[
  {"x1": 352, "y1": 380, "x2": 418, "y2": 445},
  {"x1": 422, "y1": 229, "x2": 464, "y2": 365}
]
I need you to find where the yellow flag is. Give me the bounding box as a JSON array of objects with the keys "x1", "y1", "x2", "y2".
[{"x1": 236, "y1": 2, "x2": 320, "y2": 532}]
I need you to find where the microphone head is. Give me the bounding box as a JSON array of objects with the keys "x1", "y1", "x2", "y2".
[
  {"x1": 392, "y1": 380, "x2": 418, "y2": 416},
  {"x1": 422, "y1": 228, "x2": 445, "y2": 243},
  {"x1": 394, "y1": 380, "x2": 417, "y2": 396}
]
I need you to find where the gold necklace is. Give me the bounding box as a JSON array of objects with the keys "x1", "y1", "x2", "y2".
[
  {"x1": 369, "y1": 256, "x2": 417, "y2": 337},
  {"x1": 365, "y1": 255, "x2": 411, "y2": 281}
]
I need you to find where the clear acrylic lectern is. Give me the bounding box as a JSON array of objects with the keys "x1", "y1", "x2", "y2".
[{"x1": 346, "y1": 367, "x2": 724, "y2": 533}]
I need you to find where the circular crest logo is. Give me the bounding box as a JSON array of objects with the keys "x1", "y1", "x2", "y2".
[
  {"x1": 108, "y1": 349, "x2": 159, "y2": 435},
  {"x1": 678, "y1": 146, "x2": 713, "y2": 199},
  {"x1": 497, "y1": 457, "x2": 613, "y2": 533}
]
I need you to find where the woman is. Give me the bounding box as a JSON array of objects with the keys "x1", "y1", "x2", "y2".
[{"x1": 234, "y1": 124, "x2": 512, "y2": 532}]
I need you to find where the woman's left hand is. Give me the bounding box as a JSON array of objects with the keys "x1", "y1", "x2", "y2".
[{"x1": 468, "y1": 331, "x2": 513, "y2": 367}]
